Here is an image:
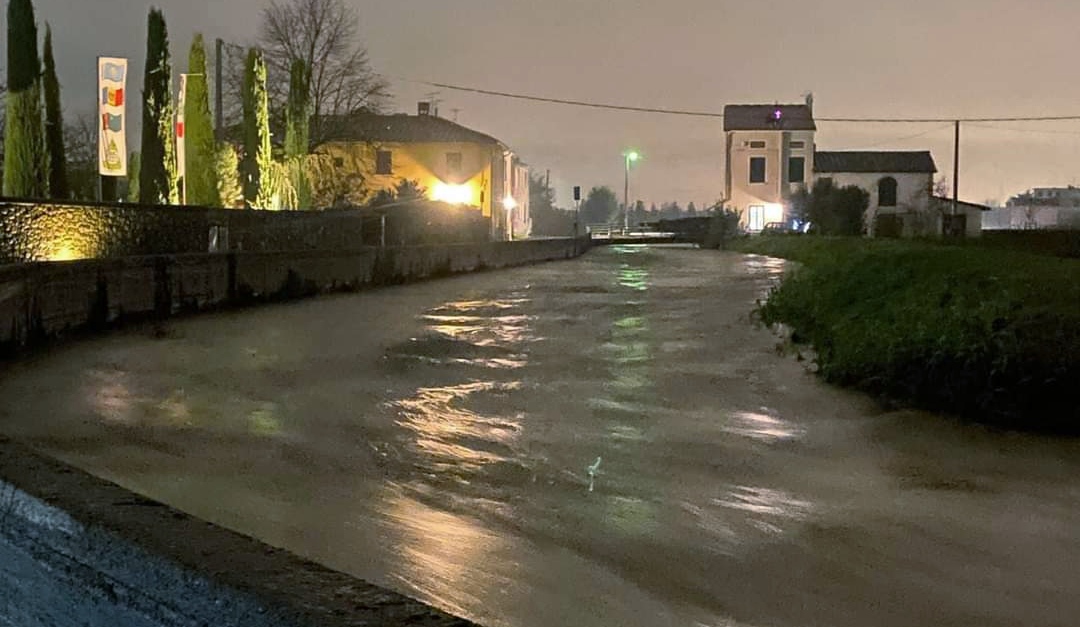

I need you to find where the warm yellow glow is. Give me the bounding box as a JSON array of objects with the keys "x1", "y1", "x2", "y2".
[
  {"x1": 764, "y1": 203, "x2": 785, "y2": 223},
  {"x1": 32, "y1": 209, "x2": 104, "y2": 262},
  {"x1": 502, "y1": 195, "x2": 518, "y2": 211},
  {"x1": 49, "y1": 246, "x2": 78, "y2": 262},
  {"x1": 432, "y1": 182, "x2": 475, "y2": 205}
]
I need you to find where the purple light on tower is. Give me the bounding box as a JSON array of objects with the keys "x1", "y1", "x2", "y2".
[{"x1": 773, "y1": 108, "x2": 783, "y2": 121}]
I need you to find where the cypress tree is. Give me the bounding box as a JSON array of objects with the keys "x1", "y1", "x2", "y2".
[
  {"x1": 184, "y1": 34, "x2": 217, "y2": 206},
  {"x1": 215, "y1": 143, "x2": 240, "y2": 208},
  {"x1": 139, "y1": 8, "x2": 177, "y2": 205},
  {"x1": 285, "y1": 58, "x2": 311, "y2": 209},
  {"x1": 4, "y1": 0, "x2": 48, "y2": 198},
  {"x1": 241, "y1": 48, "x2": 273, "y2": 208},
  {"x1": 125, "y1": 152, "x2": 140, "y2": 202},
  {"x1": 42, "y1": 23, "x2": 68, "y2": 199}
]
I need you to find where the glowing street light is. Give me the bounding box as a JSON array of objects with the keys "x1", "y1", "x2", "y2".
[{"x1": 623, "y1": 150, "x2": 641, "y2": 234}]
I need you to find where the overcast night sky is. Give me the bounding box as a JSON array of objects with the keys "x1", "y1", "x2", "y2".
[{"x1": 15, "y1": 0, "x2": 1080, "y2": 207}]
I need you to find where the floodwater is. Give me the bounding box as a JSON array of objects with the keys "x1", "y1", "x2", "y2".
[{"x1": 2, "y1": 245, "x2": 1079, "y2": 627}]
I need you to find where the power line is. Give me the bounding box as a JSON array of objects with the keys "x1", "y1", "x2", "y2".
[
  {"x1": 392, "y1": 77, "x2": 724, "y2": 118},
  {"x1": 967, "y1": 122, "x2": 1080, "y2": 136},
  {"x1": 818, "y1": 115, "x2": 1080, "y2": 123},
  {"x1": 850, "y1": 124, "x2": 954, "y2": 150},
  {"x1": 392, "y1": 76, "x2": 1080, "y2": 123}
]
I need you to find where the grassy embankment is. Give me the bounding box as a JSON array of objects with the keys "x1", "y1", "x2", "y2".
[{"x1": 734, "y1": 236, "x2": 1080, "y2": 431}]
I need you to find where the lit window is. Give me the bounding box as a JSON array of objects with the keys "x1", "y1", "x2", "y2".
[
  {"x1": 788, "y1": 157, "x2": 805, "y2": 184},
  {"x1": 749, "y1": 157, "x2": 766, "y2": 184},
  {"x1": 376, "y1": 150, "x2": 392, "y2": 175}
]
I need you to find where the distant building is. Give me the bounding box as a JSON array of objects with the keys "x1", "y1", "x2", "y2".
[
  {"x1": 1006, "y1": 186, "x2": 1080, "y2": 208},
  {"x1": 813, "y1": 151, "x2": 938, "y2": 237},
  {"x1": 984, "y1": 204, "x2": 1080, "y2": 230},
  {"x1": 723, "y1": 101, "x2": 816, "y2": 231},
  {"x1": 984, "y1": 186, "x2": 1080, "y2": 230},
  {"x1": 316, "y1": 105, "x2": 526, "y2": 240}
]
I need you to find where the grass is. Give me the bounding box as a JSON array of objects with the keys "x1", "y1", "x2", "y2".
[{"x1": 733, "y1": 236, "x2": 1080, "y2": 432}]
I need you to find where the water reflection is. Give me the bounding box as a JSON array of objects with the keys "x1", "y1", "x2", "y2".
[
  {"x1": 85, "y1": 367, "x2": 136, "y2": 425},
  {"x1": 423, "y1": 314, "x2": 535, "y2": 347},
  {"x1": 379, "y1": 485, "x2": 511, "y2": 623},
  {"x1": 618, "y1": 266, "x2": 650, "y2": 291},
  {"x1": 725, "y1": 409, "x2": 804, "y2": 443},
  {"x1": 247, "y1": 401, "x2": 283, "y2": 436},
  {"x1": 392, "y1": 381, "x2": 523, "y2": 472},
  {"x1": 391, "y1": 297, "x2": 536, "y2": 370},
  {"x1": 714, "y1": 485, "x2": 812, "y2": 536},
  {"x1": 743, "y1": 254, "x2": 788, "y2": 300}
]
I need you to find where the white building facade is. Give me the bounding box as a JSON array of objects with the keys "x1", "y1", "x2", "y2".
[
  {"x1": 813, "y1": 151, "x2": 937, "y2": 237},
  {"x1": 723, "y1": 103, "x2": 816, "y2": 231}
]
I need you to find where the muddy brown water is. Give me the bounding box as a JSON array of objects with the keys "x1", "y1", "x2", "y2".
[{"x1": 2, "y1": 245, "x2": 1078, "y2": 627}]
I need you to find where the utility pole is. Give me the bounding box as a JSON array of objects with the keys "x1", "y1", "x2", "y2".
[
  {"x1": 215, "y1": 38, "x2": 224, "y2": 142},
  {"x1": 622, "y1": 151, "x2": 640, "y2": 234},
  {"x1": 952, "y1": 120, "x2": 960, "y2": 218}
]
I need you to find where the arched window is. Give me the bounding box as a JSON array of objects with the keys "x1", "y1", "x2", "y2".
[{"x1": 878, "y1": 177, "x2": 898, "y2": 207}]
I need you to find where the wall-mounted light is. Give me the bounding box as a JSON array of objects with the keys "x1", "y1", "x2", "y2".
[
  {"x1": 432, "y1": 183, "x2": 474, "y2": 205},
  {"x1": 502, "y1": 195, "x2": 518, "y2": 211}
]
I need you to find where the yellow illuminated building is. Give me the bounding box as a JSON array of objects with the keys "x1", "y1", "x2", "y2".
[{"x1": 316, "y1": 109, "x2": 530, "y2": 239}]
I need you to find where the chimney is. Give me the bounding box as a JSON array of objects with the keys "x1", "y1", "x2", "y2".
[
  {"x1": 804, "y1": 92, "x2": 814, "y2": 116},
  {"x1": 418, "y1": 101, "x2": 431, "y2": 116}
]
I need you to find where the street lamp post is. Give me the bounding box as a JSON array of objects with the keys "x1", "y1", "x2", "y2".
[{"x1": 623, "y1": 151, "x2": 640, "y2": 234}]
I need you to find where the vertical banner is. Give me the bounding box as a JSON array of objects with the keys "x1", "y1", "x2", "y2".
[
  {"x1": 98, "y1": 57, "x2": 127, "y2": 176},
  {"x1": 176, "y1": 74, "x2": 187, "y2": 185}
]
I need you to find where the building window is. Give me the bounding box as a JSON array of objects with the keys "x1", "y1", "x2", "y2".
[
  {"x1": 749, "y1": 157, "x2": 766, "y2": 184},
  {"x1": 878, "y1": 176, "x2": 898, "y2": 207},
  {"x1": 333, "y1": 157, "x2": 344, "y2": 168},
  {"x1": 375, "y1": 150, "x2": 392, "y2": 175},
  {"x1": 446, "y1": 152, "x2": 462, "y2": 175},
  {"x1": 788, "y1": 156, "x2": 805, "y2": 184},
  {"x1": 749, "y1": 140, "x2": 766, "y2": 149},
  {"x1": 790, "y1": 140, "x2": 805, "y2": 149}
]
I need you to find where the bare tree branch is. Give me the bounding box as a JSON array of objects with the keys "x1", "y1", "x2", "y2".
[{"x1": 258, "y1": 0, "x2": 390, "y2": 147}]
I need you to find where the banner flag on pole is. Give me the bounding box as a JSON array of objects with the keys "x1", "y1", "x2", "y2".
[
  {"x1": 97, "y1": 57, "x2": 128, "y2": 176},
  {"x1": 176, "y1": 74, "x2": 187, "y2": 182}
]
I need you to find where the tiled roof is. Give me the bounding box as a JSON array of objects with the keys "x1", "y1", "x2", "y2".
[
  {"x1": 814, "y1": 151, "x2": 937, "y2": 173},
  {"x1": 316, "y1": 113, "x2": 503, "y2": 145},
  {"x1": 723, "y1": 104, "x2": 816, "y2": 131},
  {"x1": 932, "y1": 196, "x2": 993, "y2": 211}
]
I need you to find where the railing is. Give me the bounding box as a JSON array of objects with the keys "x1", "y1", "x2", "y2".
[{"x1": 586, "y1": 224, "x2": 676, "y2": 240}]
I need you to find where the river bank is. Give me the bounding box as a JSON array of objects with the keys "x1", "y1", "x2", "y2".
[{"x1": 734, "y1": 236, "x2": 1080, "y2": 432}]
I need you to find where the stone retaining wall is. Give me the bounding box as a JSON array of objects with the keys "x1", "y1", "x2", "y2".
[
  {"x1": 0, "y1": 238, "x2": 589, "y2": 354},
  {"x1": 0, "y1": 199, "x2": 491, "y2": 264}
]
